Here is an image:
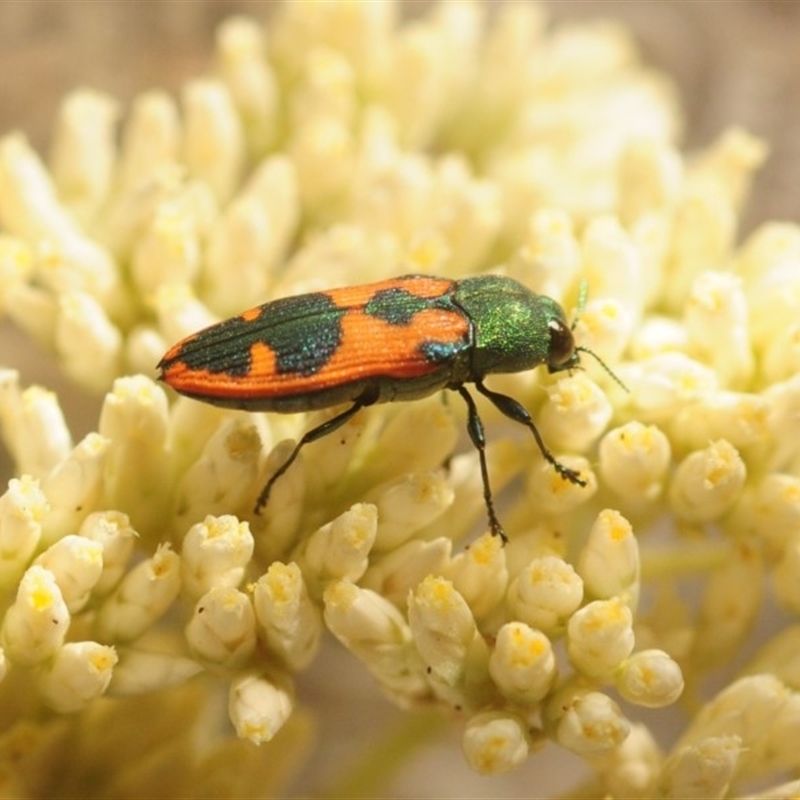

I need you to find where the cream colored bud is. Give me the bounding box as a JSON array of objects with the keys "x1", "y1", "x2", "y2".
[
  {"x1": 489, "y1": 622, "x2": 556, "y2": 705},
  {"x1": 507, "y1": 555, "x2": 583, "y2": 636},
  {"x1": 182, "y1": 79, "x2": 244, "y2": 203},
  {"x1": 1, "y1": 565, "x2": 70, "y2": 665},
  {"x1": 540, "y1": 374, "x2": 613, "y2": 453},
  {"x1": 49, "y1": 89, "x2": 118, "y2": 223},
  {"x1": 298, "y1": 503, "x2": 377, "y2": 587},
  {"x1": 95, "y1": 543, "x2": 181, "y2": 642},
  {"x1": 445, "y1": 532, "x2": 508, "y2": 620},
  {"x1": 599, "y1": 422, "x2": 671, "y2": 506},
  {"x1": 0, "y1": 475, "x2": 46, "y2": 587},
  {"x1": 462, "y1": 711, "x2": 530, "y2": 775},
  {"x1": 657, "y1": 736, "x2": 740, "y2": 800},
  {"x1": 228, "y1": 672, "x2": 293, "y2": 744},
  {"x1": 186, "y1": 586, "x2": 256, "y2": 668},
  {"x1": 108, "y1": 649, "x2": 202, "y2": 696},
  {"x1": 567, "y1": 597, "x2": 635, "y2": 678},
  {"x1": 253, "y1": 562, "x2": 321, "y2": 671},
  {"x1": 669, "y1": 440, "x2": 746, "y2": 523},
  {"x1": 40, "y1": 432, "x2": 109, "y2": 546},
  {"x1": 56, "y1": 291, "x2": 122, "y2": 391},
  {"x1": 34, "y1": 535, "x2": 103, "y2": 613},
  {"x1": 578, "y1": 509, "x2": 640, "y2": 607},
  {"x1": 616, "y1": 649, "x2": 684, "y2": 708},
  {"x1": 39, "y1": 641, "x2": 118, "y2": 713},
  {"x1": 117, "y1": 90, "x2": 180, "y2": 190},
  {"x1": 549, "y1": 688, "x2": 630, "y2": 756},
  {"x1": 180, "y1": 515, "x2": 254, "y2": 600},
  {"x1": 362, "y1": 537, "x2": 451, "y2": 609},
  {"x1": 78, "y1": 510, "x2": 137, "y2": 595},
  {"x1": 371, "y1": 471, "x2": 454, "y2": 552}
]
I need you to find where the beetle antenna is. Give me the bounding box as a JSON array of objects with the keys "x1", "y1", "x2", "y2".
[
  {"x1": 572, "y1": 279, "x2": 589, "y2": 330},
  {"x1": 575, "y1": 345, "x2": 629, "y2": 392}
]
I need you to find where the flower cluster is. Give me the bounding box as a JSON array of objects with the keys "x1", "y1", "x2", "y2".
[{"x1": 1, "y1": 2, "x2": 800, "y2": 797}]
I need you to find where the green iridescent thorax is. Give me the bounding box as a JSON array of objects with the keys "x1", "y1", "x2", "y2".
[{"x1": 453, "y1": 275, "x2": 572, "y2": 377}]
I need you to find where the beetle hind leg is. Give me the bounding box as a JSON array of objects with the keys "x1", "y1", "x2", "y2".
[{"x1": 253, "y1": 394, "x2": 374, "y2": 515}]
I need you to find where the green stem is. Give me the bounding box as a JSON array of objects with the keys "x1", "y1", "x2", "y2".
[{"x1": 318, "y1": 710, "x2": 448, "y2": 799}]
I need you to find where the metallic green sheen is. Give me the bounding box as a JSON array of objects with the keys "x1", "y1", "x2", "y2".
[{"x1": 453, "y1": 275, "x2": 571, "y2": 376}]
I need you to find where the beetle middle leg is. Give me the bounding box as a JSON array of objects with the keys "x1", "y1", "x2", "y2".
[
  {"x1": 456, "y1": 385, "x2": 507, "y2": 543},
  {"x1": 254, "y1": 389, "x2": 378, "y2": 515},
  {"x1": 474, "y1": 380, "x2": 586, "y2": 487}
]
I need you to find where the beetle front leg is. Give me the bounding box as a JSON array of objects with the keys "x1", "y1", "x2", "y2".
[{"x1": 474, "y1": 380, "x2": 586, "y2": 487}]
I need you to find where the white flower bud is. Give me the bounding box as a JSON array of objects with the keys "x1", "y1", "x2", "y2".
[
  {"x1": 670, "y1": 391, "x2": 768, "y2": 454},
  {"x1": 599, "y1": 422, "x2": 671, "y2": 507},
  {"x1": 40, "y1": 432, "x2": 109, "y2": 546},
  {"x1": 78, "y1": 511, "x2": 137, "y2": 595},
  {"x1": 56, "y1": 291, "x2": 123, "y2": 391},
  {"x1": 180, "y1": 515, "x2": 254, "y2": 601},
  {"x1": 130, "y1": 197, "x2": 201, "y2": 296},
  {"x1": 4, "y1": 384, "x2": 72, "y2": 478},
  {"x1": 117, "y1": 90, "x2": 181, "y2": 191},
  {"x1": 548, "y1": 688, "x2": 630, "y2": 756},
  {"x1": 253, "y1": 562, "x2": 321, "y2": 671},
  {"x1": 593, "y1": 724, "x2": 663, "y2": 800},
  {"x1": 658, "y1": 736, "x2": 740, "y2": 800},
  {"x1": 0, "y1": 475, "x2": 46, "y2": 587},
  {"x1": 762, "y1": 322, "x2": 800, "y2": 384},
  {"x1": 572, "y1": 296, "x2": 634, "y2": 370},
  {"x1": 462, "y1": 711, "x2": 530, "y2": 775},
  {"x1": 581, "y1": 216, "x2": 646, "y2": 320},
  {"x1": 508, "y1": 555, "x2": 583, "y2": 636},
  {"x1": 229, "y1": 672, "x2": 293, "y2": 744},
  {"x1": 182, "y1": 79, "x2": 244, "y2": 203},
  {"x1": 49, "y1": 89, "x2": 118, "y2": 224},
  {"x1": 524, "y1": 456, "x2": 595, "y2": 517},
  {"x1": 663, "y1": 185, "x2": 736, "y2": 312},
  {"x1": 616, "y1": 649, "x2": 684, "y2": 708},
  {"x1": 578, "y1": 509, "x2": 640, "y2": 607},
  {"x1": 154, "y1": 283, "x2": 218, "y2": 347},
  {"x1": 362, "y1": 537, "x2": 451, "y2": 609},
  {"x1": 173, "y1": 419, "x2": 262, "y2": 524},
  {"x1": 669, "y1": 440, "x2": 746, "y2": 523},
  {"x1": 186, "y1": 586, "x2": 256, "y2": 668},
  {"x1": 0, "y1": 647, "x2": 7, "y2": 684},
  {"x1": 567, "y1": 597, "x2": 635, "y2": 678},
  {"x1": 540, "y1": 374, "x2": 613, "y2": 453},
  {"x1": 297, "y1": 504, "x2": 376, "y2": 588},
  {"x1": 445, "y1": 532, "x2": 508, "y2": 621},
  {"x1": 513, "y1": 209, "x2": 581, "y2": 300},
  {"x1": 763, "y1": 373, "x2": 800, "y2": 477},
  {"x1": 489, "y1": 622, "x2": 556, "y2": 705},
  {"x1": 685, "y1": 271, "x2": 753, "y2": 387},
  {"x1": 95, "y1": 543, "x2": 181, "y2": 642},
  {"x1": 1, "y1": 565, "x2": 70, "y2": 665},
  {"x1": 370, "y1": 471, "x2": 454, "y2": 552},
  {"x1": 618, "y1": 139, "x2": 683, "y2": 223},
  {"x1": 407, "y1": 575, "x2": 487, "y2": 691},
  {"x1": 39, "y1": 641, "x2": 118, "y2": 713},
  {"x1": 108, "y1": 649, "x2": 202, "y2": 696},
  {"x1": 215, "y1": 16, "x2": 280, "y2": 157},
  {"x1": 34, "y1": 534, "x2": 104, "y2": 613},
  {"x1": 98, "y1": 375, "x2": 170, "y2": 531},
  {"x1": 0, "y1": 134, "x2": 120, "y2": 308}
]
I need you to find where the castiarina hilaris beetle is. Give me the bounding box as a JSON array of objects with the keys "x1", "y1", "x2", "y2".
[{"x1": 158, "y1": 274, "x2": 623, "y2": 542}]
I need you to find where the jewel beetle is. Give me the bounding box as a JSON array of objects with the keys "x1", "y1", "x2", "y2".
[{"x1": 157, "y1": 273, "x2": 621, "y2": 541}]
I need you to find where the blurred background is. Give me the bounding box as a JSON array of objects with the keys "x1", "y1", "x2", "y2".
[{"x1": 1, "y1": 2, "x2": 799, "y2": 796}]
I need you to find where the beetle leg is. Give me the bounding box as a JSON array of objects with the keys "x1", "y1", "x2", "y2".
[
  {"x1": 474, "y1": 380, "x2": 586, "y2": 487},
  {"x1": 456, "y1": 385, "x2": 507, "y2": 543},
  {"x1": 254, "y1": 399, "x2": 367, "y2": 515}
]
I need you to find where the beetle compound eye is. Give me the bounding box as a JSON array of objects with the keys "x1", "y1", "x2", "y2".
[{"x1": 547, "y1": 319, "x2": 576, "y2": 369}]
